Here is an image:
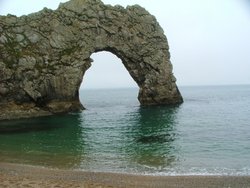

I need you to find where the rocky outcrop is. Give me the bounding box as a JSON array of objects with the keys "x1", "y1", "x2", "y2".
[{"x1": 0, "y1": 0, "x2": 183, "y2": 120}]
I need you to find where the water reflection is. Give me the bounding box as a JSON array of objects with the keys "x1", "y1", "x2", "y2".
[
  {"x1": 126, "y1": 106, "x2": 179, "y2": 170},
  {"x1": 0, "y1": 117, "x2": 63, "y2": 134},
  {"x1": 0, "y1": 102, "x2": 181, "y2": 173},
  {"x1": 0, "y1": 114, "x2": 85, "y2": 169}
]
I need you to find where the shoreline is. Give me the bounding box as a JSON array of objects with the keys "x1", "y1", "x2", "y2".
[{"x1": 1, "y1": 163, "x2": 250, "y2": 187}]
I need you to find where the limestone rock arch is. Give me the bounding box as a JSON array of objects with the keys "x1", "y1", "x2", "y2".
[{"x1": 0, "y1": 0, "x2": 183, "y2": 120}]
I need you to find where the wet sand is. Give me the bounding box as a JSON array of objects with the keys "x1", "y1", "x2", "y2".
[{"x1": 0, "y1": 163, "x2": 250, "y2": 188}]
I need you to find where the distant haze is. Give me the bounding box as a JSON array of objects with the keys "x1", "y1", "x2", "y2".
[{"x1": 1, "y1": 0, "x2": 250, "y2": 89}]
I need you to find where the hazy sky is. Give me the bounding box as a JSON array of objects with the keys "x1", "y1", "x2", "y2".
[{"x1": 1, "y1": 0, "x2": 250, "y2": 88}]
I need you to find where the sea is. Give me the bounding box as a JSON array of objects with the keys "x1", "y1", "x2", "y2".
[{"x1": 0, "y1": 85, "x2": 250, "y2": 176}]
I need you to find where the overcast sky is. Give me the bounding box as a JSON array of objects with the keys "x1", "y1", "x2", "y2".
[{"x1": 1, "y1": 0, "x2": 250, "y2": 89}]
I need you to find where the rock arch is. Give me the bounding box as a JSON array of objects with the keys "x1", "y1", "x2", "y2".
[{"x1": 0, "y1": 0, "x2": 183, "y2": 120}]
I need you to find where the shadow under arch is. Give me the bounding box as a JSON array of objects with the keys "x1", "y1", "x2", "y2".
[{"x1": 125, "y1": 105, "x2": 180, "y2": 170}]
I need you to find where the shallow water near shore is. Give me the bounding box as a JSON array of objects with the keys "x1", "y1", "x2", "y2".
[{"x1": 0, "y1": 85, "x2": 250, "y2": 175}]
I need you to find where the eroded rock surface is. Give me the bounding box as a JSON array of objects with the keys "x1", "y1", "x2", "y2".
[{"x1": 0, "y1": 0, "x2": 183, "y2": 120}]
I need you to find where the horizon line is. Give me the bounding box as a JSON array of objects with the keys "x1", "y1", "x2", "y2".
[{"x1": 80, "y1": 83, "x2": 250, "y2": 90}]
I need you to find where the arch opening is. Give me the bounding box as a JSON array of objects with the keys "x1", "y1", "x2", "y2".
[{"x1": 79, "y1": 51, "x2": 139, "y2": 108}]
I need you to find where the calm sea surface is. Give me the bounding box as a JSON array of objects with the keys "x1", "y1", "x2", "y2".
[{"x1": 0, "y1": 85, "x2": 250, "y2": 175}]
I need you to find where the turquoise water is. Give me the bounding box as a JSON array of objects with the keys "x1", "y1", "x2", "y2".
[{"x1": 0, "y1": 85, "x2": 250, "y2": 175}]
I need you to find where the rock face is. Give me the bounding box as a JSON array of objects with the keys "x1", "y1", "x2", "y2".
[{"x1": 0, "y1": 0, "x2": 183, "y2": 120}]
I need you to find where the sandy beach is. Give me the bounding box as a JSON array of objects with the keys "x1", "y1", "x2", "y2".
[{"x1": 0, "y1": 163, "x2": 250, "y2": 188}]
